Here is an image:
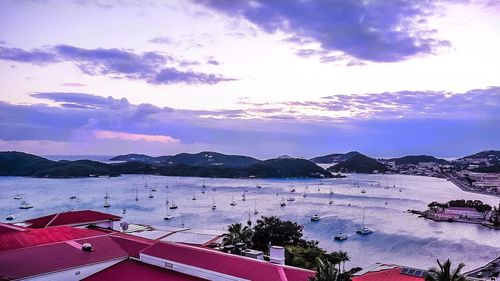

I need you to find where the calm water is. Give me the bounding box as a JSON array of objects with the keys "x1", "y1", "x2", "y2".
[{"x1": 0, "y1": 174, "x2": 498, "y2": 270}]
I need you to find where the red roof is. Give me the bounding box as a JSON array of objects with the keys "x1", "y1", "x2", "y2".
[
  {"x1": 25, "y1": 210, "x2": 122, "y2": 228},
  {"x1": 83, "y1": 259, "x2": 206, "y2": 281},
  {"x1": 353, "y1": 268, "x2": 424, "y2": 281},
  {"x1": 108, "y1": 234, "x2": 154, "y2": 258},
  {"x1": 141, "y1": 242, "x2": 315, "y2": 281},
  {"x1": 0, "y1": 236, "x2": 128, "y2": 280},
  {"x1": 0, "y1": 223, "x2": 27, "y2": 234},
  {"x1": 0, "y1": 225, "x2": 104, "y2": 252}
]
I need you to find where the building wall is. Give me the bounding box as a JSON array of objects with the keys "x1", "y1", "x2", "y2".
[{"x1": 20, "y1": 259, "x2": 124, "y2": 281}]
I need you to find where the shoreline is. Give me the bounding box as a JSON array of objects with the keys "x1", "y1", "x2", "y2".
[{"x1": 444, "y1": 175, "x2": 500, "y2": 198}]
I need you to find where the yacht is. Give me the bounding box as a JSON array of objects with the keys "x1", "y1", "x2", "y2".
[
  {"x1": 287, "y1": 197, "x2": 295, "y2": 202},
  {"x1": 149, "y1": 190, "x2": 154, "y2": 199},
  {"x1": 361, "y1": 189, "x2": 367, "y2": 194},
  {"x1": 253, "y1": 200, "x2": 259, "y2": 215},
  {"x1": 311, "y1": 214, "x2": 320, "y2": 222},
  {"x1": 334, "y1": 221, "x2": 348, "y2": 241},
  {"x1": 211, "y1": 197, "x2": 216, "y2": 211},
  {"x1": 5, "y1": 214, "x2": 15, "y2": 221},
  {"x1": 19, "y1": 201, "x2": 33, "y2": 209},
  {"x1": 169, "y1": 197, "x2": 178, "y2": 209},
  {"x1": 103, "y1": 197, "x2": 111, "y2": 208},
  {"x1": 164, "y1": 197, "x2": 174, "y2": 220},
  {"x1": 230, "y1": 196, "x2": 237, "y2": 206},
  {"x1": 13, "y1": 194, "x2": 22, "y2": 200},
  {"x1": 356, "y1": 210, "x2": 373, "y2": 235}
]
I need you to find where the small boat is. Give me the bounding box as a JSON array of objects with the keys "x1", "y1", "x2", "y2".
[
  {"x1": 328, "y1": 191, "x2": 334, "y2": 204},
  {"x1": 253, "y1": 200, "x2": 259, "y2": 215},
  {"x1": 164, "y1": 197, "x2": 174, "y2": 220},
  {"x1": 356, "y1": 210, "x2": 373, "y2": 235},
  {"x1": 256, "y1": 184, "x2": 262, "y2": 189},
  {"x1": 302, "y1": 189, "x2": 307, "y2": 197},
  {"x1": 5, "y1": 214, "x2": 15, "y2": 221},
  {"x1": 70, "y1": 195, "x2": 77, "y2": 200},
  {"x1": 104, "y1": 191, "x2": 110, "y2": 199},
  {"x1": 103, "y1": 197, "x2": 110, "y2": 208},
  {"x1": 135, "y1": 187, "x2": 139, "y2": 202},
  {"x1": 19, "y1": 201, "x2": 33, "y2": 209},
  {"x1": 211, "y1": 197, "x2": 216, "y2": 211},
  {"x1": 399, "y1": 189, "x2": 402, "y2": 192},
  {"x1": 242, "y1": 191, "x2": 246, "y2": 201},
  {"x1": 192, "y1": 193, "x2": 197, "y2": 201},
  {"x1": 13, "y1": 194, "x2": 22, "y2": 200},
  {"x1": 170, "y1": 197, "x2": 178, "y2": 209},
  {"x1": 290, "y1": 188, "x2": 296, "y2": 193},
  {"x1": 122, "y1": 209, "x2": 127, "y2": 214},
  {"x1": 230, "y1": 196, "x2": 237, "y2": 206},
  {"x1": 280, "y1": 198, "x2": 286, "y2": 207},
  {"x1": 149, "y1": 192, "x2": 154, "y2": 199},
  {"x1": 334, "y1": 221, "x2": 348, "y2": 241},
  {"x1": 311, "y1": 214, "x2": 320, "y2": 222},
  {"x1": 361, "y1": 189, "x2": 367, "y2": 194},
  {"x1": 287, "y1": 197, "x2": 295, "y2": 202}
]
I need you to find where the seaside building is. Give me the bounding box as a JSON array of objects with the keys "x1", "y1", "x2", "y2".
[
  {"x1": 352, "y1": 263, "x2": 427, "y2": 281},
  {"x1": 0, "y1": 210, "x2": 315, "y2": 281}
]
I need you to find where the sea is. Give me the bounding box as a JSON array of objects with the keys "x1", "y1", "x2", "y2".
[{"x1": 1, "y1": 166, "x2": 499, "y2": 271}]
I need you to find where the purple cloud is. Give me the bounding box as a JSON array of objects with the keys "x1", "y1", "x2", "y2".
[
  {"x1": 0, "y1": 45, "x2": 235, "y2": 85},
  {"x1": 196, "y1": 0, "x2": 450, "y2": 62}
]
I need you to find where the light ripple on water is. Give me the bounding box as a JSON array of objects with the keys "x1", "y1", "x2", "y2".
[{"x1": 0, "y1": 174, "x2": 498, "y2": 270}]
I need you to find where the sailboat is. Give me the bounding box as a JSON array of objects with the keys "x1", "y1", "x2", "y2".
[
  {"x1": 135, "y1": 187, "x2": 139, "y2": 202},
  {"x1": 164, "y1": 196, "x2": 174, "y2": 220},
  {"x1": 103, "y1": 197, "x2": 111, "y2": 208},
  {"x1": 211, "y1": 197, "x2": 216, "y2": 210},
  {"x1": 253, "y1": 200, "x2": 259, "y2": 215},
  {"x1": 242, "y1": 191, "x2": 246, "y2": 201},
  {"x1": 280, "y1": 197, "x2": 286, "y2": 207},
  {"x1": 334, "y1": 220, "x2": 348, "y2": 241},
  {"x1": 70, "y1": 193, "x2": 77, "y2": 200},
  {"x1": 290, "y1": 185, "x2": 296, "y2": 193},
  {"x1": 104, "y1": 191, "x2": 110, "y2": 199},
  {"x1": 361, "y1": 189, "x2": 367, "y2": 194},
  {"x1": 230, "y1": 196, "x2": 237, "y2": 206},
  {"x1": 287, "y1": 197, "x2": 295, "y2": 202},
  {"x1": 256, "y1": 184, "x2": 262, "y2": 189},
  {"x1": 311, "y1": 214, "x2": 320, "y2": 222},
  {"x1": 329, "y1": 192, "x2": 334, "y2": 205},
  {"x1": 149, "y1": 190, "x2": 154, "y2": 199},
  {"x1": 302, "y1": 188, "x2": 307, "y2": 198},
  {"x1": 356, "y1": 210, "x2": 373, "y2": 235},
  {"x1": 13, "y1": 194, "x2": 22, "y2": 200},
  {"x1": 5, "y1": 214, "x2": 15, "y2": 221},
  {"x1": 192, "y1": 193, "x2": 197, "y2": 201},
  {"x1": 19, "y1": 200, "x2": 33, "y2": 209},
  {"x1": 170, "y1": 196, "x2": 178, "y2": 209}
]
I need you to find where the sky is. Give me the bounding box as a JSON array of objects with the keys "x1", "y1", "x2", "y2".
[{"x1": 0, "y1": 0, "x2": 499, "y2": 159}]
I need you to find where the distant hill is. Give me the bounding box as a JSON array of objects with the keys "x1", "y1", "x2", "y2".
[
  {"x1": 0, "y1": 151, "x2": 330, "y2": 179},
  {"x1": 110, "y1": 151, "x2": 261, "y2": 167},
  {"x1": 310, "y1": 151, "x2": 362, "y2": 164},
  {"x1": 472, "y1": 164, "x2": 500, "y2": 173},
  {"x1": 327, "y1": 154, "x2": 387, "y2": 174},
  {"x1": 457, "y1": 150, "x2": 500, "y2": 164},
  {"x1": 388, "y1": 155, "x2": 449, "y2": 165}
]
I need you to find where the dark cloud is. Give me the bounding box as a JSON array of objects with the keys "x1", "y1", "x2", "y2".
[
  {"x1": 0, "y1": 45, "x2": 235, "y2": 85},
  {"x1": 196, "y1": 0, "x2": 450, "y2": 62}
]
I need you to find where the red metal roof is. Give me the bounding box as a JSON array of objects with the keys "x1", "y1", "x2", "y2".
[
  {"x1": 25, "y1": 210, "x2": 122, "y2": 228},
  {"x1": 0, "y1": 236, "x2": 128, "y2": 280},
  {"x1": 83, "y1": 259, "x2": 207, "y2": 281},
  {"x1": 141, "y1": 242, "x2": 315, "y2": 281},
  {"x1": 108, "y1": 235, "x2": 154, "y2": 258},
  {"x1": 0, "y1": 223, "x2": 27, "y2": 234},
  {"x1": 353, "y1": 268, "x2": 424, "y2": 281},
  {"x1": 0, "y1": 225, "x2": 104, "y2": 252}
]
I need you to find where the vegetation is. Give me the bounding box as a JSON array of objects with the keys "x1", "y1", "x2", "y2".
[
  {"x1": 428, "y1": 200, "x2": 492, "y2": 213},
  {"x1": 327, "y1": 154, "x2": 388, "y2": 174},
  {"x1": 309, "y1": 151, "x2": 362, "y2": 164},
  {"x1": 223, "y1": 216, "x2": 356, "y2": 280},
  {"x1": 489, "y1": 204, "x2": 500, "y2": 227},
  {"x1": 425, "y1": 259, "x2": 466, "y2": 281},
  {"x1": 0, "y1": 151, "x2": 332, "y2": 178},
  {"x1": 389, "y1": 155, "x2": 449, "y2": 165}
]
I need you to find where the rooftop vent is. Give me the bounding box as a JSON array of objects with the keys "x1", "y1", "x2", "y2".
[{"x1": 82, "y1": 243, "x2": 93, "y2": 252}]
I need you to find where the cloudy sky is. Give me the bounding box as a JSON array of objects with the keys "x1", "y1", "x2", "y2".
[{"x1": 0, "y1": 0, "x2": 499, "y2": 159}]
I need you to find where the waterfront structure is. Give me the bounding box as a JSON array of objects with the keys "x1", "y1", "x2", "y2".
[{"x1": 0, "y1": 211, "x2": 315, "y2": 281}]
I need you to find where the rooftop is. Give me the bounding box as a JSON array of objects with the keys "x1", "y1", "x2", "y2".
[
  {"x1": 353, "y1": 264, "x2": 425, "y2": 281},
  {"x1": 25, "y1": 210, "x2": 122, "y2": 228},
  {"x1": 83, "y1": 259, "x2": 206, "y2": 281}
]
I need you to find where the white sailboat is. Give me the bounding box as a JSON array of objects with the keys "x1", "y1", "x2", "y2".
[
  {"x1": 253, "y1": 200, "x2": 259, "y2": 215},
  {"x1": 164, "y1": 195, "x2": 174, "y2": 220},
  {"x1": 356, "y1": 210, "x2": 373, "y2": 235},
  {"x1": 361, "y1": 189, "x2": 367, "y2": 194},
  {"x1": 104, "y1": 191, "x2": 110, "y2": 199},
  {"x1": 192, "y1": 192, "x2": 197, "y2": 201},
  {"x1": 334, "y1": 220, "x2": 348, "y2": 241},
  {"x1": 230, "y1": 195, "x2": 237, "y2": 206},
  {"x1": 211, "y1": 197, "x2": 216, "y2": 210},
  {"x1": 329, "y1": 191, "x2": 334, "y2": 205},
  {"x1": 149, "y1": 190, "x2": 154, "y2": 199},
  {"x1": 19, "y1": 200, "x2": 33, "y2": 209},
  {"x1": 242, "y1": 191, "x2": 246, "y2": 201},
  {"x1": 170, "y1": 195, "x2": 178, "y2": 209},
  {"x1": 13, "y1": 194, "x2": 22, "y2": 200},
  {"x1": 135, "y1": 187, "x2": 139, "y2": 202},
  {"x1": 103, "y1": 197, "x2": 111, "y2": 208},
  {"x1": 280, "y1": 197, "x2": 286, "y2": 207}
]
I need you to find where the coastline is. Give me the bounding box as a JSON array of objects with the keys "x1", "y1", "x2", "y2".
[{"x1": 445, "y1": 174, "x2": 500, "y2": 198}]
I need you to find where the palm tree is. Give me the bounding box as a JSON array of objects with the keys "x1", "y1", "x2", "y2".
[
  {"x1": 223, "y1": 223, "x2": 254, "y2": 247},
  {"x1": 425, "y1": 259, "x2": 466, "y2": 281},
  {"x1": 310, "y1": 258, "x2": 340, "y2": 281}
]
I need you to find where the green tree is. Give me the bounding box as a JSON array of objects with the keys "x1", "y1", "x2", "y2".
[
  {"x1": 252, "y1": 216, "x2": 305, "y2": 252},
  {"x1": 286, "y1": 241, "x2": 327, "y2": 270},
  {"x1": 223, "y1": 223, "x2": 254, "y2": 247},
  {"x1": 425, "y1": 259, "x2": 466, "y2": 281},
  {"x1": 309, "y1": 258, "x2": 340, "y2": 281}
]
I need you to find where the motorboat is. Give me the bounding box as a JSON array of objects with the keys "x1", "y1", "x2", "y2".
[
  {"x1": 103, "y1": 198, "x2": 110, "y2": 208},
  {"x1": 230, "y1": 196, "x2": 237, "y2": 206},
  {"x1": 334, "y1": 220, "x2": 348, "y2": 241},
  {"x1": 19, "y1": 201, "x2": 33, "y2": 209},
  {"x1": 5, "y1": 214, "x2": 15, "y2": 221},
  {"x1": 287, "y1": 197, "x2": 295, "y2": 202},
  {"x1": 311, "y1": 214, "x2": 320, "y2": 222}
]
